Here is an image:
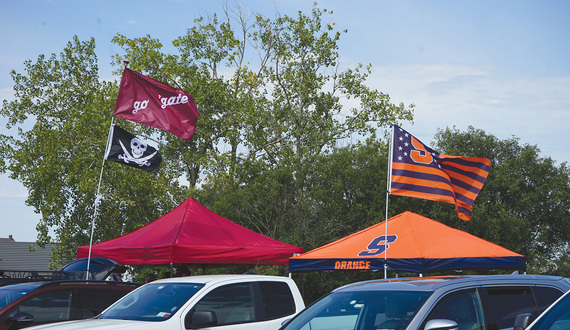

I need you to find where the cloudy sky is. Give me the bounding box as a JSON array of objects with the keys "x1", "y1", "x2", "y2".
[{"x1": 1, "y1": 0, "x2": 569, "y2": 242}]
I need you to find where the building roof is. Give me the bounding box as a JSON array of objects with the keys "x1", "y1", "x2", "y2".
[{"x1": 0, "y1": 239, "x2": 55, "y2": 271}]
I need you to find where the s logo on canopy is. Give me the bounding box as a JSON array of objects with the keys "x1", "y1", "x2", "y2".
[{"x1": 358, "y1": 235, "x2": 398, "y2": 256}]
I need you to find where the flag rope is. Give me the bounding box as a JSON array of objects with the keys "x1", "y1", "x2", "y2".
[
  {"x1": 384, "y1": 124, "x2": 395, "y2": 279},
  {"x1": 85, "y1": 117, "x2": 115, "y2": 280}
]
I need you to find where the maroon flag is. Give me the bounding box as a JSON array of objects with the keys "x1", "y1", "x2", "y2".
[
  {"x1": 113, "y1": 68, "x2": 199, "y2": 141},
  {"x1": 390, "y1": 125, "x2": 491, "y2": 221}
]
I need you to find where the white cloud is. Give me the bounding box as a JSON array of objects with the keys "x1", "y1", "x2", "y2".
[{"x1": 368, "y1": 63, "x2": 570, "y2": 164}]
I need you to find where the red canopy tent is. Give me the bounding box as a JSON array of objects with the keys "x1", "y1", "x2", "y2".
[
  {"x1": 289, "y1": 211, "x2": 525, "y2": 275},
  {"x1": 77, "y1": 197, "x2": 302, "y2": 266}
]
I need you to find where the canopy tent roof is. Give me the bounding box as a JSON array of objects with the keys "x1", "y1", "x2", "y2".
[
  {"x1": 77, "y1": 197, "x2": 303, "y2": 266},
  {"x1": 289, "y1": 211, "x2": 525, "y2": 274}
]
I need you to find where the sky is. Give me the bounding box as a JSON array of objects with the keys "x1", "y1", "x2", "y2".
[{"x1": 1, "y1": 0, "x2": 569, "y2": 242}]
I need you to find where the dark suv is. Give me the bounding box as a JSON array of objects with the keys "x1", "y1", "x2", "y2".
[
  {"x1": 0, "y1": 281, "x2": 138, "y2": 330},
  {"x1": 280, "y1": 274, "x2": 570, "y2": 330},
  {"x1": 0, "y1": 258, "x2": 138, "y2": 329}
]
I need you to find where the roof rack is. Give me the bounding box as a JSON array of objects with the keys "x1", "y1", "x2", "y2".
[
  {"x1": 0, "y1": 270, "x2": 69, "y2": 281},
  {"x1": 33, "y1": 280, "x2": 140, "y2": 288},
  {"x1": 0, "y1": 257, "x2": 127, "y2": 286}
]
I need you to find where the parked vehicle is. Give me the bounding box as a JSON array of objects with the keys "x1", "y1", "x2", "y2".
[
  {"x1": 0, "y1": 280, "x2": 138, "y2": 330},
  {"x1": 280, "y1": 274, "x2": 570, "y2": 330},
  {"x1": 26, "y1": 274, "x2": 305, "y2": 330},
  {"x1": 514, "y1": 288, "x2": 570, "y2": 329},
  {"x1": 0, "y1": 258, "x2": 127, "y2": 286}
]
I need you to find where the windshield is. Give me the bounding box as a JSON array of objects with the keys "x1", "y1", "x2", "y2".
[
  {"x1": 0, "y1": 282, "x2": 42, "y2": 309},
  {"x1": 530, "y1": 292, "x2": 570, "y2": 329},
  {"x1": 99, "y1": 282, "x2": 205, "y2": 321},
  {"x1": 282, "y1": 290, "x2": 431, "y2": 330}
]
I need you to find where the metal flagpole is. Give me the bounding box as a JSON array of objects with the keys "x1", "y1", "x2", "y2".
[
  {"x1": 384, "y1": 125, "x2": 395, "y2": 279},
  {"x1": 86, "y1": 118, "x2": 115, "y2": 280}
]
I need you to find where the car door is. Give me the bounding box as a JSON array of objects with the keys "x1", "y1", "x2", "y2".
[
  {"x1": 2, "y1": 288, "x2": 73, "y2": 328},
  {"x1": 187, "y1": 281, "x2": 299, "y2": 329},
  {"x1": 189, "y1": 282, "x2": 256, "y2": 329},
  {"x1": 478, "y1": 285, "x2": 564, "y2": 330},
  {"x1": 421, "y1": 289, "x2": 485, "y2": 330},
  {"x1": 253, "y1": 281, "x2": 297, "y2": 321},
  {"x1": 73, "y1": 288, "x2": 130, "y2": 319}
]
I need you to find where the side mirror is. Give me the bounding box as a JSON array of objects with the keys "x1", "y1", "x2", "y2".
[
  {"x1": 6, "y1": 312, "x2": 34, "y2": 328},
  {"x1": 514, "y1": 313, "x2": 534, "y2": 330},
  {"x1": 281, "y1": 317, "x2": 292, "y2": 327},
  {"x1": 185, "y1": 310, "x2": 217, "y2": 329},
  {"x1": 425, "y1": 319, "x2": 459, "y2": 330}
]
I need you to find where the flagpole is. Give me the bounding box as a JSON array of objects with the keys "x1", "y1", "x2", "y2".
[
  {"x1": 86, "y1": 118, "x2": 115, "y2": 280},
  {"x1": 384, "y1": 124, "x2": 395, "y2": 279}
]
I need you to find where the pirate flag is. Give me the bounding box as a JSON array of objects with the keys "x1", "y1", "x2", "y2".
[{"x1": 105, "y1": 125, "x2": 162, "y2": 173}]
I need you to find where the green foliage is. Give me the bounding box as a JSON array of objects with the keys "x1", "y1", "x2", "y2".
[
  {"x1": 105, "y1": 3, "x2": 413, "y2": 283},
  {"x1": 0, "y1": 4, "x2": 413, "y2": 270},
  {"x1": 0, "y1": 37, "x2": 188, "y2": 267},
  {"x1": 431, "y1": 126, "x2": 570, "y2": 275},
  {"x1": 201, "y1": 138, "x2": 388, "y2": 251},
  {"x1": 2, "y1": 3, "x2": 568, "y2": 290}
]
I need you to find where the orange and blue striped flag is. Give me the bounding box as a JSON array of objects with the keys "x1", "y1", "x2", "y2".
[{"x1": 390, "y1": 125, "x2": 491, "y2": 220}]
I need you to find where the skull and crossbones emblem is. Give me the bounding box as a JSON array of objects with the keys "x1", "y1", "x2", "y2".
[{"x1": 118, "y1": 138, "x2": 157, "y2": 167}]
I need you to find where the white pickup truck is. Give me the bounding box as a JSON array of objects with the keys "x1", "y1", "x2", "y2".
[{"x1": 26, "y1": 274, "x2": 305, "y2": 330}]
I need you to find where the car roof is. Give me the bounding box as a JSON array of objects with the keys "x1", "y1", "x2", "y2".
[
  {"x1": 0, "y1": 281, "x2": 45, "y2": 291},
  {"x1": 333, "y1": 274, "x2": 570, "y2": 293},
  {"x1": 150, "y1": 274, "x2": 293, "y2": 285},
  {"x1": 0, "y1": 280, "x2": 138, "y2": 292}
]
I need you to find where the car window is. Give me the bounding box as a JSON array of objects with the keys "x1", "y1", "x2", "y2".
[
  {"x1": 99, "y1": 283, "x2": 204, "y2": 321},
  {"x1": 7, "y1": 289, "x2": 72, "y2": 323},
  {"x1": 0, "y1": 283, "x2": 41, "y2": 309},
  {"x1": 532, "y1": 287, "x2": 564, "y2": 314},
  {"x1": 480, "y1": 286, "x2": 538, "y2": 330},
  {"x1": 530, "y1": 292, "x2": 570, "y2": 329},
  {"x1": 258, "y1": 281, "x2": 296, "y2": 320},
  {"x1": 282, "y1": 290, "x2": 431, "y2": 330},
  {"x1": 75, "y1": 289, "x2": 129, "y2": 318},
  {"x1": 422, "y1": 290, "x2": 484, "y2": 330},
  {"x1": 192, "y1": 283, "x2": 255, "y2": 326}
]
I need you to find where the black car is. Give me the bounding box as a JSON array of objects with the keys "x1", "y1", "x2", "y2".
[
  {"x1": 0, "y1": 280, "x2": 138, "y2": 330},
  {"x1": 0, "y1": 258, "x2": 137, "y2": 329}
]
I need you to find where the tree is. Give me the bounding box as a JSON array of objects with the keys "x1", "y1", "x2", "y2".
[
  {"x1": 208, "y1": 137, "x2": 389, "y2": 250},
  {"x1": 0, "y1": 37, "x2": 187, "y2": 266},
  {"x1": 111, "y1": 5, "x2": 413, "y2": 182},
  {"x1": 1, "y1": 4, "x2": 413, "y2": 265},
  {"x1": 429, "y1": 126, "x2": 570, "y2": 275},
  {"x1": 110, "y1": 4, "x2": 413, "y2": 249}
]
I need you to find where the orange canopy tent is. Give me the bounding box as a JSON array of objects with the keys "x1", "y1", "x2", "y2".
[{"x1": 289, "y1": 211, "x2": 525, "y2": 274}]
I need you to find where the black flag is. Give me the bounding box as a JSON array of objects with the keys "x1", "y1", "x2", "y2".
[{"x1": 105, "y1": 125, "x2": 162, "y2": 173}]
